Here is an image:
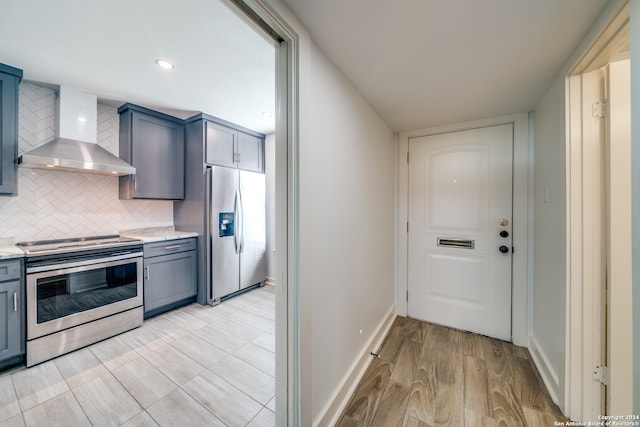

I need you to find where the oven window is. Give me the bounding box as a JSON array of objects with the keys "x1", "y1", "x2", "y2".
[{"x1": 36, "y1": 262, "x2": 138, "y2": 324}]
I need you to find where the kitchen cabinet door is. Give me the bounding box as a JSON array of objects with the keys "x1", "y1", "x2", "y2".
[
  {"x1": 143, "y1": 239, "x2": 197, "y2": 317},
  {"x1": 119, "y1": 104, "x2": 185, "y2": 200},
  {"x1": 0, "y1": 278, "x2": 22, "y2": 362},
  {"x1": 205, "y1": 121, "x2": 236, "y2": 168},
  {"x1": 237, "y1": 132, "x2": 264, "y2": 173},
  {"x1": 203, "y1": 119, "x2": 264, "y2": 172},
  {"x1": 0, "y1": 64, "x2": 23, "y2": 196}
]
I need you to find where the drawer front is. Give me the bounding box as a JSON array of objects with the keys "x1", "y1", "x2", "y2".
[
  {"x1": 0, "y1": 260, "x2": 21, "y2": 282},
  {"x1": 144, "y1": 238, "x2": 197, "y2": 258}
]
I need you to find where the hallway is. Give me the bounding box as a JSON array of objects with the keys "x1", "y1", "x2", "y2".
[{"x1": 337, "y1": 316, "x2": 569, "y2": 426}]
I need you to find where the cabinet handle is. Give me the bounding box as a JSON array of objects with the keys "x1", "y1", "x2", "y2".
[
  {"x1": 164, "y1": 245, "x2": 182, "y2": 250},
  {"x1": 13, "y1": 293, "x2": 17, "y2": 312},
  {"x1": 146, "y1": 265, "x2": 150, "y2": 280},
  {"x1": 134, "y1": 177, "x2": 138, "y2": 192}
]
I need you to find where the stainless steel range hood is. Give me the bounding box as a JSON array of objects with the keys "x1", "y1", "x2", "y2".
[{"x1": 18, "y1": 86, "x2": 135, "y2": 176}]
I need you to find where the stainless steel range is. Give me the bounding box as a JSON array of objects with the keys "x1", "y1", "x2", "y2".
[{"x1": 17, "y1": 235, "x2": 143, "y2": 366}]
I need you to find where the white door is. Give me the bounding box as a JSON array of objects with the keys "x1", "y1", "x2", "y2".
[{"x1": 407, "y1": 124, "x2": 513, "y2": 340}]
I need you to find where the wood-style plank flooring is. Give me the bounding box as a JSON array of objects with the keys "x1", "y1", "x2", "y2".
[{"x1": 337, "y1": 316, "x2": 569, "y2": 427}]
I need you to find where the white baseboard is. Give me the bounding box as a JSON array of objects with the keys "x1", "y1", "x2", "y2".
[
  {"x1": 313, "y1": 304, "x2": 397, "y2": 427},
  {"x1": 528, "y1": 335, "x2": 561, "y2": 406}
]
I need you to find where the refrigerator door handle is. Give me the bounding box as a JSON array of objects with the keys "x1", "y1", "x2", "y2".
[
  {"x1": 234, "y1": 189, "x2": 241, "y2": 254},
  {"x1": 206, "y1": 167, "x2": 213, "y2": 302},
  {"x1": 237, "y1": 188, "x2": 244, "y2": 253}
]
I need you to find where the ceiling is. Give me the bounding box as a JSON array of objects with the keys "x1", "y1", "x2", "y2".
[
  {"x1": 0, "y1": 0, "x2": 276, "y2": 134},
  {"x1": 0, "y1": 1, "x2": 613, "y2": 135},
  {"x1": 281, "y1": 0, "x2": 610, "y2": 132}
]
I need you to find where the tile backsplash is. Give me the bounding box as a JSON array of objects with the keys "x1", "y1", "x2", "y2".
[{"x1": 0, "y1": 82, "x2": 174, "y2": 242}]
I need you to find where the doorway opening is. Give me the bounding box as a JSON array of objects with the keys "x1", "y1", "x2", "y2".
[
  {"x1": 225, "y1": 1, "x2": 301, "y2": 425},
  {"x1": 564, "y1": 1, "x2": 631, "y2": 419}
]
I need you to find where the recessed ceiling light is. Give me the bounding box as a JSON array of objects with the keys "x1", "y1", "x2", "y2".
[
  {"x1": 155, "y1": 59, "x2": 175, "y2": 70},
  {"x1": 262, "y1": 112, "x2": 273, "y2": 118}
]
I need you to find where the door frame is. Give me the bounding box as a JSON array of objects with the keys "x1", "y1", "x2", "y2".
[
  {"x1": 223, "y1": 1, "x2": 301, "y2": 425},
  {"x1": 564, "y1": 1, "x2": 631, "y2": 419},
  {"x1": 398, "y1": 113, "x2": 530, "y2": 346}
]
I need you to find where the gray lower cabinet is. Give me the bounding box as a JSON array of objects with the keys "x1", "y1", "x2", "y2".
[
  {"x1": 118, "y1": 103, "x2": 185, "y2": 200},
  {"x1": 0, "y1": 64, "x2": 23, "y2": 196},
  {"x1": 143, "y1": 238, "x2": 197, "y2": 317},
  {"x1": 0, "y1": 259, "x2": 24, "y2": 366}
]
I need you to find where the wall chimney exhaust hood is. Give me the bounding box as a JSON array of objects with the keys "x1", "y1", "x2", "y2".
[{"x1": 18, "y1": 86, "x2": 136, "y2": 176}]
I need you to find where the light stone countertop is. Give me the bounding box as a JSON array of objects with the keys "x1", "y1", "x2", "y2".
[
  {"x1": 119, "y1": 226, "x2": 199, "y2": 243},
  {"x1": 0, "y1": 228, "x2": 200, "y2": 259},
  {"x1": 0, "y1": 238, "x2": 25, "y2": 260}
]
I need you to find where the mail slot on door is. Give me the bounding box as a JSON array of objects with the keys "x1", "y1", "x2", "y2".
[{"x1": 437, "y1": 238, "x2": 475, "y2": 249}]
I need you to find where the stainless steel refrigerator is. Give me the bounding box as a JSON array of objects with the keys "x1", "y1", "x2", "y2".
[{"x1": 208, "y1": 166, "x2": 266, "y2": 300}]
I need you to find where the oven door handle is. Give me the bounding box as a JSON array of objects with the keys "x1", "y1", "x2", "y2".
[{"x1": 26, "y1": 251, "x2": 143, "y2": 274}]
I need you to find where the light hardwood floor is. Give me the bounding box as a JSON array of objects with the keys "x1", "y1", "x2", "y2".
[{"x1": 337, "y1": 316, "x2": 569, "y2": 427}]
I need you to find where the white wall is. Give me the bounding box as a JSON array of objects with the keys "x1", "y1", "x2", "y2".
[
  {"x1": 256, "y1": 3, "x2": 396, "y2": 423},
  {"x1": 301, "y1": 41, "x2": 395, "y2": 424},
  {"x1": 531, "y1": 76, "x2": 567, "y2": 405}
]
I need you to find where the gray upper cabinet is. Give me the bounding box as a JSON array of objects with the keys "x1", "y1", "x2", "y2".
[
  {"x1": 236, "y1": 132, "x2": 264, "y2": 173},
  {"x1": 0, "y1": 63, "x2": 23, "y2": 196},
  {"x1": 118, "y1": 103, "x2": 185, "y2": 200},
  {"x1": 205, "y1": 121, "x2": 237, "y2": 168},
  {"x1": 190, "y1": 114, "x2": 264, "y2": 173}
]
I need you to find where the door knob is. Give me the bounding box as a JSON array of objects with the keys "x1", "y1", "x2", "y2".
[
  {"x1": 499, "y1": 218, "x2": 509, "y2": 226},
  {"x1": 499, "y1": 230, "x2": 509, "y2": 238},
  {"x1": 499, "y1": 245, "x2": 510, "y2": 254}
]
